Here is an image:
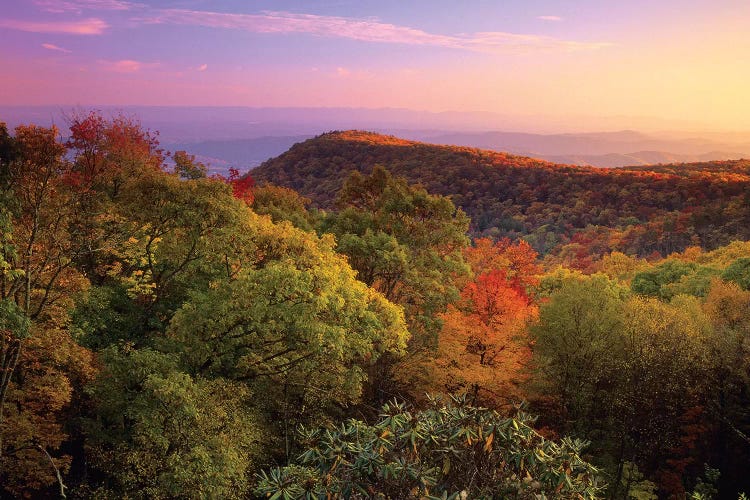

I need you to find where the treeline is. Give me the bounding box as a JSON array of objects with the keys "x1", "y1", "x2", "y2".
[
  {"x1": 1, "y1": 115, "x2": 749, "y2": 498},
  {"x1": 251, "y1": 131, "x2": 750, "y2": 257}
]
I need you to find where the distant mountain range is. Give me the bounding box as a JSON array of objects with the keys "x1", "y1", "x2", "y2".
[
  {"x1": 1, "y1": 106, "x2": 748, "y2": 170},
  {"x1": 166, "y1": 130, "x2": 748, "y2": 171},
  {"x1": 407, "y1": 130, "x2": 748, "y2": 167},
  {"x1": 538, "y1": 150, "x2": 745, "y2": 168}
]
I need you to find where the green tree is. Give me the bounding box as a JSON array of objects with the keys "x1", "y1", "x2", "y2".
[
  {"x1": 721, "y1": 257, "x2": 750, "y2": 290},
  {"x1": 532, "y1": 272, "x2": 714, "y2": 497},
  {"x1": 75, "y1": 172, "x2": 251, "y2": 346},
  {"x1": 251, "y1": 183, "x2": 317, "y2": 231},
  {"x1": 167, "y1": 221, "x2": 408, "y2": 456},
  {"x1": 172, "y1": 150, "x2": 208, "y2": 180},
  {"x1": 321, "y1": 167, "x2": 470, "y2": 405},
  {"x1": 531, "y1": 274, "x2": 627, "y2": 428},
  {"x1": 85, "y1": 348, "x2": 258, "y2": 499},
  {"x1": 322, "y1": 166, "x2": 470, "y2": 345},
  {"x1": 0, "y1": 299, "x2": 30, "y2": 458},
  {"x1": 631, "y1": 259, "x2": 697, "y2": 300},
  {"x1": 609, "y1": 295, "x2": 709, "y2": 496},
  {"x1": 81, "y1": 175, "x2": 409, "y2": 492}
]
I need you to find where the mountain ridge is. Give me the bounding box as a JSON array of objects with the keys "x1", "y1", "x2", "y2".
[{"x1": 251, "y1": 130, "x2": 750, "y2": 256}]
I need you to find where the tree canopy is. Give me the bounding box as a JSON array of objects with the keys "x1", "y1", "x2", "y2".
[{"x1": 3, "y1": 116, "x2": 750, "y2": 499}]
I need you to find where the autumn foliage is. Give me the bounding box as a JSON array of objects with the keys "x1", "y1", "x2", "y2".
[
  {"x1": 422, "y1": 239, "x2": 539, "y2": 406},
  {"x1": 253, "y1": 131, "x2": 750, "y2": 258},
  {"x1": 3, "y1": 117, "x2": 750, "y2": 498}
]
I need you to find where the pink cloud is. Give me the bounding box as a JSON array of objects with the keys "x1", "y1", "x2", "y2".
[
  {"x1": 465, "y1": 32, "x2": 608, "y2": 53},
  {"x1": 197, "y1": 63, "x2": 208, "y2": 72},
  {"x1": 41, "y1": 42, "x2": 72, "y2": 53},
  {"x1": 143, "y1": 10, "x2": 455, "y2": 45},
  {"x1": 537, "y1": 15, "x2": 563, "y2": 21},
  {"x1": 98, "y1": 59, "x2": 158, "y2": 73},
  {"x1": 140, "y1": 10, "x2": 608, "y2": 53},
  {"x1": 0, "y1": 17, "x2": 108, "y2": 35},
  {"x1": 33, "y1": 0, "x2": 138, "y2": 13}
]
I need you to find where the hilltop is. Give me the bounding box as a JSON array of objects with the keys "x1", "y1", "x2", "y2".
[{"x1": 251, "y1": 131, "x2": 750, "y2": 256}]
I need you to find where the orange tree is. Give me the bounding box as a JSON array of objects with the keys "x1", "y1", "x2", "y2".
[{"x1": 413, "y1": 238, "x2": 540, "y2": 406}]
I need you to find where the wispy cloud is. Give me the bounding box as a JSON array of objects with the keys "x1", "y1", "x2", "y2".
[
  {"x1": 464, "y1": 32, "x2": 603, "y2": 53},
  {"x1": 34, "y1": 0, "x2": 139, "y2": 13},
  {"x1": 42, "y1": 42, "x2": 72, "y2": 53},
  {"x1": 336, "y1": 67, "x2": 350, "y2": 77},
  {"x1": 0, "y1": 17, "x2": 108, "y2": 35},
  {"x1": 98, "y1": 59, "x2": 158, "y2": 73},
  {"x1": 537, "y1": 15, "x2": 563, "y2": 22},
  {"x1": 197, "y1": 63, "x2": 208, "y2": 71},
  {"x1": 139, "y1": 10, "x2": 608, "y2": 53}
]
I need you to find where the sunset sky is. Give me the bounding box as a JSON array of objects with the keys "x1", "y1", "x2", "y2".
[{"x1": 1, "y1": 0, "x2": 749, "y2": 131}]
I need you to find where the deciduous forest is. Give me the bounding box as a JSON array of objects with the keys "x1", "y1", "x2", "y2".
[{"x1": 1, "y1": 115, "x2": 749, "y2": 499}]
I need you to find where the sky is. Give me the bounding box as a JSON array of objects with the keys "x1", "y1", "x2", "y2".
[{"x1": 1, "y1": 0, "x2": 749, "y2": 131}]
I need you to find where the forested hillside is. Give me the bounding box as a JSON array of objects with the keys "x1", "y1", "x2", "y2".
[
  {"x1": 2, "y1": 115, "x2": 750, "y2": 499},
  {"x1": 252, "y1": 131, "x2": 750, "y2": 258}
]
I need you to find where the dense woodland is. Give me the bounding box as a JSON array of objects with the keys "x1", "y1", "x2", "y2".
[
  {"x1": 1, "y1": 116, "x2": 749, "y2": 499},
  {"x1": 252, "y1": 131, "x2": 750, "y2": 259}
]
